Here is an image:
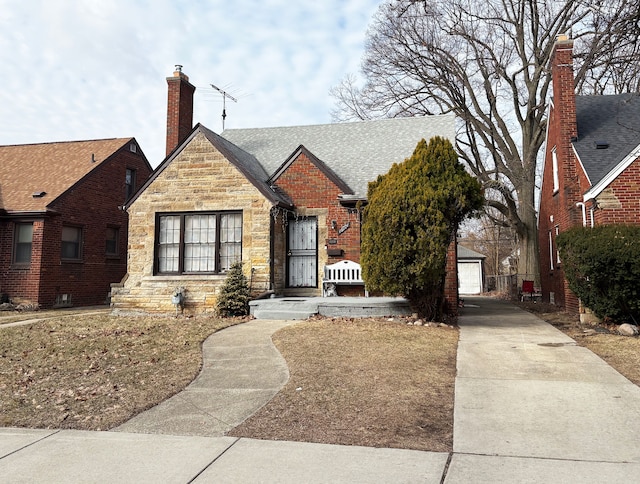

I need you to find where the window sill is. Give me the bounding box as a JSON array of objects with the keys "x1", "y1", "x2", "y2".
[
  {"x1": 10, "y1": 263, "x2": 31, "y2": 270},
  {"x1": 61, "y1": 259, "x2": 83, "y2": 264},
  {"x1": 145, "y1": 274, "x2": 227, "y2": 282}
]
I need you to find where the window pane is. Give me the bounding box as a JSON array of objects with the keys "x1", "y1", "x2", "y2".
[
  {"x1": 14, "y1": 223, "x2": 33, "y2": 264},
  {"x1": 220, "y1": 214, "x2": 242, "y2": 271},
  {"x1": 61, "y1": 226, "x2": 81, "y2": 259},
  {"x1": 158, "y1": 216, "x2": 181, "y2": 272},
  {"x1": 106, "y1": 227, "x2": 118, "y2": 255},
  {"x1": 184, "y1": 215, "x2": 216, "y2": 272}
]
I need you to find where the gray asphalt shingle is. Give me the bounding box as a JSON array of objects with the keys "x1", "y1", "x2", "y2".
[
  {"x1": 222, "y1": 115, "x2": 455, "y2": 198},
  {"x1": 574, "y1": 93, "x2": 640, "y2": 186}
]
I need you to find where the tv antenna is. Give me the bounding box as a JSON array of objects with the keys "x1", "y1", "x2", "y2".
[{"x1": 210, "y1": 83, "x2": 238, "y2": 131}]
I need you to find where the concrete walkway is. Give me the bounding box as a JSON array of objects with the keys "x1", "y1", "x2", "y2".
[
  {"x1": 114, "y1": 319, "x2": 295, "y2": 436},
  {"x1": 449, "y1": 297, "x2": 640, "y2": 482},
  {"x1": 2, "y1": 297, "x2": 640, "y2": 482}
]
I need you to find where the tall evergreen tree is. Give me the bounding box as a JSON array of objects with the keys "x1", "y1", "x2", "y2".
[{"x1": 361, "y1": 137, "x2": 483, "y2": 320}]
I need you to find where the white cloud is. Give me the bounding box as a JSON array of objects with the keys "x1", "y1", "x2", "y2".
[{"x1": 0, "y1": 0, "x2": 381, "y2": 166}]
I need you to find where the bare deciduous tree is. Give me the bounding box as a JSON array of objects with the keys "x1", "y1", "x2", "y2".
[{"x1": 331, "y1": 0, "x2": 640, "y2": 282}]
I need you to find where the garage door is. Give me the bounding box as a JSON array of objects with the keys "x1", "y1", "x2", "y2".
[{"x1": 458, "y1": 262, "x2": 482, "y2": 294}]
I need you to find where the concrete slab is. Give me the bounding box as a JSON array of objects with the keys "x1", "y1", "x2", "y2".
[
  {"x1": 446, "y1": 454, "x2": 640, "y2": 484},
  {"x1": 115, "y1": 388, "x2": 282, "y2": 436},
  {"x1": 0, "y1": 428, "x2": 57, "y2": 458},
  {"x1": 0, "y1": 430, "x2": 236, "y2": 484},
  {"x1": 454, "y1": 378, "x2": 640, "y2": 461},
  {"x1": 457, "y1": 340, "x2": 632, "y2": 383},
  {"x1": 196, "y1": 438, "x2": 449, "y2": 483}
]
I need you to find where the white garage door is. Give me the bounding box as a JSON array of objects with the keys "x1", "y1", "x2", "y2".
[{"x1": 458, "y1": 262, "x2": 482, "y2": 294}]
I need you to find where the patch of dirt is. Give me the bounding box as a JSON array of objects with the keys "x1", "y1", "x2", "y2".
[
  {"x1": 518, "y1": 302, "x2": 640, "y2": 386},
  {"x1": 228, "y1": 317, "x2": 458, "y2": 452},
  {"x1": 0, "y1": 314, "x2": 241, "y2": 430}
]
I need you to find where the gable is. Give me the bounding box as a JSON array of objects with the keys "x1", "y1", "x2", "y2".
[
  {"x1": 222, "y1": 115, "x2": 455, "y2": 198},
  {"x1": 0, "y1": 138, "x2": 136, "y2": 213},
  {"x1": 129, "y1": 125, "x2": 292, "y2": 210},
  {"x1": 271, "y1": 147, "x2": 352, "y2": 207},
  {"x1": 574, "y1": 94, "x2": 640, "y2": 188},
  {"x1": 270, "y1": 145, "x2": 353, "y2": 194}
]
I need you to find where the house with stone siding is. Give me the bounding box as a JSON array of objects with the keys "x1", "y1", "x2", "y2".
[
  {"x1": 110, "y1": 68, "x2": 457, "y2": 315},
  {"x1": 539, "y1": 35, "x2": 640, "y2": 314},
  {"x1": 0, "y1": 138, "x2": 152, "y2": 308}
]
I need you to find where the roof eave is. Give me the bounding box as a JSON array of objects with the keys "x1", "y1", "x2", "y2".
[{"x1": 583, "y1": 142, "x2": 640, "y2": 201}]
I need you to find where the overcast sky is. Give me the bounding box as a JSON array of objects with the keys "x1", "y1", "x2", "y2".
[{"x1": 0, "y1": 0, "x2": 381, "y2": 166}]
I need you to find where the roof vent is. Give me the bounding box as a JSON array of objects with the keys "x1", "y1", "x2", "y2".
[
  {"x1": 32, "y1": 191, "x2": 46, "y2": 198},
  {"x1": 595, "y1": 140, "x2": 609, "y2": 149}
]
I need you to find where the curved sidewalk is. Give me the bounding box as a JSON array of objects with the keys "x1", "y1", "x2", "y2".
[{"x1": 114, "y1": 319, "x2": 295, "y2": 437}]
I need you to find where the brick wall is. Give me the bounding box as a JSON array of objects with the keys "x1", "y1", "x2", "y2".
[
  {"x1": 0, "y1": 146, "x2": 151, "y2": 308},
  {"x1": 110, "y1": 132, "x2": 274, "y2": 315},
  {"x1": 539, "y1": 37, "x2": 582, "y2": 313},
  {"x1": 273, "y1": 150, "x2": 362, "y2": 293},
  {"x1": 0, "y1": 219, "x2": 44, "y2": 303},
  {"x1": 592, "y1": 159, "x2": 640, "y2": 224}
]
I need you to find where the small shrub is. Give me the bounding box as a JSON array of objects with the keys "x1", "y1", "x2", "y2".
[
  {"x1": 557, "y1": 225, "x2": 640, "y2": 324},
  {"x1": 216, "y1": 262, "x2": 251, "y2": 317}
]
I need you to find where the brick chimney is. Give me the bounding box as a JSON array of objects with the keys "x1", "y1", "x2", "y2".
[
  {"x1": 550, "y1": 35, "x2": 578, "y2": 148},
  {"x1": 166, "y1": 65, "x2": 195, "y2": 156}
]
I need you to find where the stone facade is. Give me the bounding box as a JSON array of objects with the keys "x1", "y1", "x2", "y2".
[{"x1": 110, "y1": 132, "x2": 275, "y2": 315}]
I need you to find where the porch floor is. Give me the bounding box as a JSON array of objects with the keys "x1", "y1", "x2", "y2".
[{"x1": 249, "y1": 296, "x2": 412, "y2": 320}]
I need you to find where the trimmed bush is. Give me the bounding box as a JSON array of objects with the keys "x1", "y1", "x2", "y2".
[
  {"x1": 216, "y1": 262, "x2": 251, "y2": 317},
  {"x1": 557, "y1": 225, "x2": 640, "y2": 324}
]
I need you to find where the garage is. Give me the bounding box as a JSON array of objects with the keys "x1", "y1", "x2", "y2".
[{"x1": 457, "y1": 246, "x2": 486, "y2": 295}]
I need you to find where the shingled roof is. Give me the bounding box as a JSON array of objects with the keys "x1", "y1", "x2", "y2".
[
  {"x1": 0, "y1": 138, "x2": 135, "y2": 213},
  {"x1": 574, "y1": 93, "x2": 640, "y2": 187},
  {"x1": 222, "y1": 115, "x2": 455, "y2": 198},
  {"x1": 130, "y1": 124, "x2": 293, "y2": 209}
]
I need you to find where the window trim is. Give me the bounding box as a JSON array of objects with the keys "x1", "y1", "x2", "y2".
[
  {"x1": 154, "y1": 211, "x2": 242, "y2": 275},
  {"x1": 551, "y1": 147, "x2": 559, "y2": 194},
  {"x1": 61, "y1": 225, "x2": 83, "y2": 261},
  {"x1": 13, "y1": 222, "x2": 34, "y2": 266}
]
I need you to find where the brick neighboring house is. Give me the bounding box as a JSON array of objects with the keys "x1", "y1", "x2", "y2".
[
  {"x1": 110, "y1": 68, "x2": 460, "y2": 315},
  {"x1": 539, "y1": 35, "x2": 640, "y2": 313},
  {"x1": 0, "y1": 138, "x2": 152, "y2": 308}
]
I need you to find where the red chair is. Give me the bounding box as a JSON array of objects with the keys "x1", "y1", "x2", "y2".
[{"x1": 521, "y1": 280, "x2": 534, "y2": 301}]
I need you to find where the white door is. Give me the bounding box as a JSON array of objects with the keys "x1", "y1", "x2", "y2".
[
  {"x1": 287, "y1": 218, "x2": 317, "y2": 287},
  {"x1": 458, "y1": 261, "x2": 482, "y2": 294}
]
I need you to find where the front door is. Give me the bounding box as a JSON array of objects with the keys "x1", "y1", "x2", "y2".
[{"x1": 287, "y1": 217, "x2": 317, "y2": 287}]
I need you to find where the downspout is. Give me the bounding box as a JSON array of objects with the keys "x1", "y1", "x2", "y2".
[
  {"x1": 269, "y1": 209, "x2": 275, "y2": 292},
  {"x1": 575, "y1": 202, "x2": 587, "y2": 227}
]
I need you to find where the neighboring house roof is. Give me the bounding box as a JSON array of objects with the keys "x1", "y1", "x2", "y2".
[
  {"x1": 222, "y1": 115, "x2": 456, "y2": 198},
  {"x1": 0, "y1": 138, "x2": 137, "y2": 214},
  {"x1": 457, "y1": 245, "x2": 486, "y2": 260},
  {"x1": 130, "y1": 124, "x2": 293, "y2": 209},
  {"x1": 574, "y1": 93, "x2": 640, "y2": 188}
]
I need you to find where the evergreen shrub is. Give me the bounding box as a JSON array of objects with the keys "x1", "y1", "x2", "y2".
[
  {"x1": 557, "y1": 224, "x2": 640, "y2": 323},
  {"x1": 361, "y1": 137, "x2": 483, "y2": 320},
  {"x1": 216, "y1": 262, "x2": 251, "y2": 317}
]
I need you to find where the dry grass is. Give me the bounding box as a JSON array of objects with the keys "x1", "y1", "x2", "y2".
[
  {"x1": 0, "y1": 313, "x2": 241, "y2": 430},
  {"x1": 519, "y1": 302, "x2": 640, "y2": 386},
  {"x1": 228, "y1": 318, "x2": 458, "y2": 452}
]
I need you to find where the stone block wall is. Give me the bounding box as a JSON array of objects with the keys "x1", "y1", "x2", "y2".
[{"x1": 111, "y1": 132, "x2": 274, "y2": 315}]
